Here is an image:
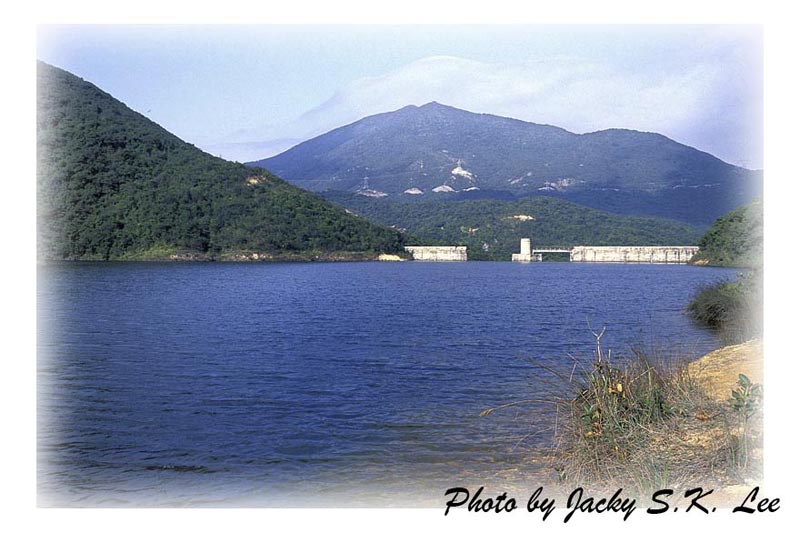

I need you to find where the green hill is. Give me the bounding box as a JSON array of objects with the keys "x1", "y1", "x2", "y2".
[
  {"x1": 690, "y1": 199, "x2": 763, "y2": 268},
  {"x1": 324, "y1": 192, "x2": 704, "y2": 261},
  {"x1": 37, "y1": 62, "x2": 404, "y2": 261}
]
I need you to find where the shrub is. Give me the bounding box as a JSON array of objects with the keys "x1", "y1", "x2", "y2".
[
  {"x1": 546, "y1": 333, "x2": 756, "y2": 495},
  {"x1": 688, "y1": 272, "x2": 762, "y2": 344}
]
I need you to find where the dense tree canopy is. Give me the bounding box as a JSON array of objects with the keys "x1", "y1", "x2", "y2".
[
  {"x1": 690, "y1": 198, "x2": 762, "y2": 268},
  {"x1": 37, "y1": 62, "x2": 404, "y2": 260},
  {"x1": 325, "y1": 192, "x2": 704, "y2": 261}
]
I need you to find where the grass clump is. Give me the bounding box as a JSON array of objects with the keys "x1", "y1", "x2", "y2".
[{"x1": 547, "y1": 330, "x2": 761, "y2": 497}]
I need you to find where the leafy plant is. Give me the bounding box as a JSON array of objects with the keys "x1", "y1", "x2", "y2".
[
  {"x1": 729, "y1": 373, "x2": 762, "y2": 417},
  {"x1": 729, "y1": 374, "x2": 762, "y2": 468}
]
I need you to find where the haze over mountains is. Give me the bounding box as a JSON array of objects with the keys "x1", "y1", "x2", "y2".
[{"x1": 250, "y1": 102, "x2": 761, "y2": 226}]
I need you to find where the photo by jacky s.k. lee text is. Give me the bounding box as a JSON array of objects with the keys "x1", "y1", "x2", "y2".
[{"x1": 443, "y1": 486, "x2": 780, "y2": 521}]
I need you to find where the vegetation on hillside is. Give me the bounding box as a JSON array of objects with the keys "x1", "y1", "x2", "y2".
[
  {"x1": 688, "y1": 199, "x2": 763, "y2": 342},
  {"x1": 37, "y1": 62, "x2": 404, "y2": 261},
  {"x1": 325, "y1": 192, "x2": 704, "y2": 260},
  {"x1": 690, "y1": 198, "x2": 763, "y2": 268}
]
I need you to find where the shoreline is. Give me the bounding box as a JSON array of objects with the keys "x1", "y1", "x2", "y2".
[
  {"x1": 688, "y1": 338, "x2": 764, "y2": 506},
  {"x1": 37, "y1": 251, "x2": 412, "y2": 263},
  {"x1": 548, "y1": 336, "x2": 764, "y2": 504},
  {"x1": 37, "y1": 256, "x2": 749, "y2": 265}
]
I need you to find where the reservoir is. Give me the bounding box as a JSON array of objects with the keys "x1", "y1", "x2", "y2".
[{"x1": 37, "y1": 261, "x2": 739, "y2": 506}]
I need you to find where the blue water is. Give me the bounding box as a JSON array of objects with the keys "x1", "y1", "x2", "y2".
[{"x1": 37, "y1": 261, "x2": 739, "y2": 506}]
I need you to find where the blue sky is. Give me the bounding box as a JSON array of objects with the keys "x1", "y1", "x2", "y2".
[{"x1": 37, "y1": 25, "x2": 763, "y2": 167}]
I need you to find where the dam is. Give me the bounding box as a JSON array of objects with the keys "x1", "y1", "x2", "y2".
[
  {"x1": 512, "y1": 239, "x2": 699, "y2": 264},
  {"x1": 404, "y1": 246, "x2": 468, "y2": 261},
  {"x1": 571, "y1": 245, "x2": 699, "y2": 263}
]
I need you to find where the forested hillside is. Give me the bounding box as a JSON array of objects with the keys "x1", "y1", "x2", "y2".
[
  {"x1": 690, "y1": 199, "x2": 763, "y2": 268},
  {"x1": 326, "y1": 192, "x2": 703, "y2": 260},
  {"x1": 37, "y1": 62, "x2": 404, "y2": 260}
]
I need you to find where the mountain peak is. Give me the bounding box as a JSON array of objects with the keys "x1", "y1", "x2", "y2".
[
  {"x1": 420, "y1": 101, "x2": 448, "y2": 109},
  {"x1": 396, "y1": 101, "x2": 457, "y2": 114},
  {"x1": 250, "y1": 102, "x2": 761, "y2": 226}
]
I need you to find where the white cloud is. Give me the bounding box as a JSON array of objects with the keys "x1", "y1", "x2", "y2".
[{"x1": 211, "y1": 54, "x2": 760, "y2": 167}]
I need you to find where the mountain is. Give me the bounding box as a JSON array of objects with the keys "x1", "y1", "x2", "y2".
[
  {"x1": 37, "y1": 62, "x2": 405, "y2": 261},
  {"x1": 325, "y1": 192, "x2": 704, "y2": 261},
  {"x1": 250, "y1": 102, "x2": 761, "y2": 226},
  {"x1": 690, "y1": 198, "x2": 763, "y2": 268}
]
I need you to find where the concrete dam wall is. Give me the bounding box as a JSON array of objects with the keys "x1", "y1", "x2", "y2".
[
  {"x1": 404, "y1": 242, "x2": 697, "y2": 263},
  {"x1": 570, "y1": 246, "x2": 699, "y2": 264},
  {"x1": 511, "y1": 240, "x2": 699, "y2": 263},
  {"x1": 404, "y1": 246, "x2": 468, "y2": 261}
]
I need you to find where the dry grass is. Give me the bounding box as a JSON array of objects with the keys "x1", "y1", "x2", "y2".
[{"x1": 543, "y1": 335, "x2": 763, "y2": 500}]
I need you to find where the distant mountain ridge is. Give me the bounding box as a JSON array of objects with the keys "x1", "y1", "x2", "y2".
[
  {"x1": 37, "y1": 62, "x2": 404, "y2": 260},
  {"x1": 250, "y1": 102, "x2": 761, "y2": 226}
]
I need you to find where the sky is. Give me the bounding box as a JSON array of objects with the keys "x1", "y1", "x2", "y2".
[{"x1": 37, "y1": 25, "x2": 763, "y2": 167}]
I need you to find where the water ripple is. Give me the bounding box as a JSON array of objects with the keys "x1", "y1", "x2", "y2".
[{"x1": 38, "y1": 261, "x2": 738, "y2": 506}]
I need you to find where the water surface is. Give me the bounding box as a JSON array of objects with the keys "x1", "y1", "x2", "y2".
[{"x1": 37, "y1": 261, "x2": 738, "y2": 506}]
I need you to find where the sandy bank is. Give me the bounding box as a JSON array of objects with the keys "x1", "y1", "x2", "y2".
[
  {"x1": 688, "y1": 339, "x2": 763, "y2": 401},
  {"x1": 687, "y1": 338, "x2": 763, "y2": 506}
]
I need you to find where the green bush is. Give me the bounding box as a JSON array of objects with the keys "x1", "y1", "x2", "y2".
[{"x1": 688, "y1": 273, "x2": 762, "y2": 344}]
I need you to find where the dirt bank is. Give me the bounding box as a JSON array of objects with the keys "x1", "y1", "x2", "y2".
[
  {"x1": 687, "y1": 338, "x2": 763, "y2": 506},
  {"x1": 688, "y1": 339, "x2": 763, "y2": 402}
]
